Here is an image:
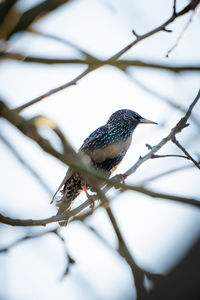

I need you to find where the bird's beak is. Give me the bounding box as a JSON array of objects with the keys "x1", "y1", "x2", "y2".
[{"x1": 140, "y1": 118, "x2": 158, "y2": 125}]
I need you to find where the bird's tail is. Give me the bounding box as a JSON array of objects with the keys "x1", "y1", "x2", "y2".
[
  {"x1": 56, "y1": 196, "x2": 71, "y2": 227},
  {"x1": 56, "y1": 188, "x2": 81, "y2": 227}
]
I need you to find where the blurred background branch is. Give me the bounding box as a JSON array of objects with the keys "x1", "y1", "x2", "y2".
[
  {"x1": 0, "y1": 90, "x2": 199, "y2": 228},
  {"x1": 0, "y1": 0, "x2": 74, "y2": 40},
  {"x1": 9, "y1": 0, "x2": 199, "y2": 113},
  {"x1": 0, "y1": 0, "x2": 200, "y2": 299},
  {"x1": 2, "y1": 52, "x2": 200, "y2": 73},
  {"x1": 0, "y1": 131, "x2": 53, "y2": 196}
]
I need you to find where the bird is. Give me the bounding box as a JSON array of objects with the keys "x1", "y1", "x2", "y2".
[{"x1": 52, "y1": 109, "x2": 157, "y2": 226}]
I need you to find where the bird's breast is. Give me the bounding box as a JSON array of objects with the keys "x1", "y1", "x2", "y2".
[{"x1": 87, "y1": 137, "x2": 132, "y2": 163}]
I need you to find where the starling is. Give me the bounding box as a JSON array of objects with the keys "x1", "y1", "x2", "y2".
[{"x1": 52, "y1": 109, "x2": 157, "y2": 225}]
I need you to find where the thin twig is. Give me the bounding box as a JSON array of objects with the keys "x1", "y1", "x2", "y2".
[
  {"x1": 132, "y1": 28, "x2": 140, "y2": 38},
  {"x1": 172, "y1": 137, "x2": 200, "y2": 170},
  {"x1": 0, "y1": 229, "x2": 55, "y2": 253},
  {"x1": 139, "y1": 164, "x2": 195, "y2": 186},
  {"x1": 0, "y1": 227, "x2": 75, "y2": 276},
  {"x1": 105, "y1": 207, "x2": 148, "y2": 299},
  {"x1": 28, "y1": 28, "x2": 94, "y2": 59},
  {"x1": 53, "y1": 230, "x2": 75, "y2": 279},
  {"x1": 2, "y1": 52, "x2": 200, "y2": 71},
  {"x1": 166, "y1": 7, "x2": 198, "y2": 57},
  {"x1": 86, "y1": 224, "x2": 162, "y2": 281},
  {"x1": 13, "y1": 0, "x2": 200, "y2": 112},
  {"x1": 129, "y1": 74, "x2": 200, "y2": 128},
  {"x1": 173, "y1": 0, "x2": 177, "y2": 15},
  {"x1": 163, "y1": 28, "x2": 173, "y2": 33},
  {"x1": 125, "y1": 89, "x2": 200, "y2": 177},
  {"x1": 7, "y1": 0, "x2": 73, "y2": 38},
  {"x1": 14, "y1": 66, "x2": 94, "y2": 112},
  {"x1": 0, "y1": 131, "x2": 53, "y2": 196},
  {"x1": 151, "y1": 154, "x2": 189, "y2": 160}
]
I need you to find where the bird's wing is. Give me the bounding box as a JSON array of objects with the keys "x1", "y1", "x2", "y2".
[
  {"x1": 50, "y1": 168, "x2": 74, "y2": 204},
  {"x1": 81, "y1": 125, "x2": 131, "y2": 163},
  {"x1": 51, "y1": 127, "x2": 106, "y2": 204},
  {"x1": 80, "y1": 125, "x2": 117, "y2": 162},
  {"x1": 80, "y1": 125, "x2": 108, "y2": 151}
]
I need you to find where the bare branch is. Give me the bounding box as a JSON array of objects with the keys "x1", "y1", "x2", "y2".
[
  {"x1": 140, "y1": 164, "x2": 195, "y2": 186},
  {"x1": 166, "y1": 7, "x2": 198, "y2": 57},
  {"x1": 0, "y1": 177, "x2": 200, "y2": 227},
  {"x1": 86, "y1": 224, "x2": 162, "y2": 282},
  {"x1": 54, "y1": 230, "x2": 75, "y2": 279},
  {"x1": 172, "y1": 137, "x2": 200, "y2": 170},
  {"x1": 113, "y1": 61, "x2": 200, "y2": 73},
  {"x1": 0, "y1": 131, "x2": 53, "y2": 196},
  {"x1": 13, "y1": 0, "x2": 200, "y2": 112},
  {"x1": 173, "y1": 0, "x2": 177, "y2": 16},
  {"x1": 0, "y1": 90, "x2": 199, "y2": 227},
  {"x1": 105, "y1": 207, "x2": 148, "y2": 298},
  {"x1": 0, "y1": 227, "x2": 75, "y2": 276},
  {"x1": 28, "y1": 28, "x2": 95, "y2": 59},
  {"x1": 129, "y1": 75, "x2": 200, "y2": 128},
  {"x1": 125, "y1": 89, "x2": 200, "y2": 177},
  {"x1": 132, "y1": 28, "x2": 140, "y2": 38},
  {"x1": 7, "y1": 0, "x2": 73, "y2": 39},
  {"x1": 0, "y1": 0, "x2": 17, "y2": 26},
  {"x1": 151, "y1": 153, "x2": 189, "y2": 159},
  {"x1": 163, "y1": 28, "x2": 173, "y2": 33},
  {"x1": 3, "y1": 52, "x2": 200, "y2": 71},
  {"x1": 14, "y1": 66, "x2": 94, "y2": 113},
  {"x1": 0, "y1": 229, "x2": 56, "y2": 253},
  {"x1": 145, "y1": 143, "x2": 190, "y2": 160},
  {"x1": 125, "y1": 186, "x2": 200, "y2": 207}
]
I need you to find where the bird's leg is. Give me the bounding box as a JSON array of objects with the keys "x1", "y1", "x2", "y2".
[
  {"x1": 112, "y1": 173, "x2": 127, "y2": 187},
  {"x1": 81, "y1": 185, "x2": 96, "y2": 209}
]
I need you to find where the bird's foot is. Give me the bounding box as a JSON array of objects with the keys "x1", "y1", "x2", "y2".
[
  {"x1": 88, "y1": 195, "x2": 96, "y2": 209},
  {"x1": 112, "y1": 173, "x2": 127, "y2": 188},
  {"x1": 81, "y1": 185, "x2": 96, "y2": 209}
]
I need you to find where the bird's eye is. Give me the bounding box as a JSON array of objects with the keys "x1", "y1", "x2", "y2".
[{"x1": 134, "y1": 114, "x2": 140, "y2": 120}]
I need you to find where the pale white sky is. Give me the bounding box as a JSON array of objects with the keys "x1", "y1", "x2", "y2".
[{"x1": 0, "y1": 0, "x2": 200, "y2": 299}]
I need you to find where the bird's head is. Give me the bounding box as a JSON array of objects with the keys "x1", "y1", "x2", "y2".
[{"x1": 107, "y1": 109, "x2": 157, "y2": 133}]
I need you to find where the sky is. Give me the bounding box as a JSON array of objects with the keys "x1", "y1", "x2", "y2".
[{"x1": 0, "y1": 0, "x2": 200, "y2": 299}]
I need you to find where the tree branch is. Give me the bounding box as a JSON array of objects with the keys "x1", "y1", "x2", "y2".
[
  {"x1": 0, "y1": 90, "x2": 199, "y2": 227},
  {"x1": 0, "y1": 183, "x2": 199, "y2": 227},
  {"x1": 13, "y1": 0, "x2": 200, "y2": 112},
  {"x1": 166, "y1": 7, "x2": 198, "y2": 57},
  {"x1": 0, "y1": 131, "x2": 53, "y2": 196},
  {"x1": 105, "y1": 207, "x2": 148, "y2": 299},
  {"x1": 0, "y1": 228, "x2": 57, "y2": 253},
  {"x1": 173, "y1": 0, "x2": 177, "y2": 16},
  {"x1": 0, "y1": 227, "x2": 75, "y2": 277},
  {"x1": 2, "y1": 52, "x2": 200, "y2": 72},
  {"x1": 139, "y1": 164, "x2": 195, "y2": 186},
  {"x1": 145, "y1": 145, "x2": 190, "y2": 160},
  {"x1": 125, "y1": 89, "x2": 200, "y2": 177},
  {"x1": 28, "y1": 27, "x2": 95, "y2": 59},
  {"x1": 128, "y1": 74, "x2": 200, "y2": 128},
  {"x1": 7, "y1": 0, "x2": 73, "y2": 39},
  {"x1": 172, "y1": 137, "x2": 200, "y2": 170},
  {"x1": 0, "y1": 0, "x2": 17, "y2": 26}
]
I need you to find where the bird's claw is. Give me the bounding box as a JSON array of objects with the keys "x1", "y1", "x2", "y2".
[
  {"x1": 81, "y1": 185, "x2": 96, "y2": 209},
  {"x1": 113, "y1": 173, "x2": 127, "y2": 187},
  {"x1": 88, "y1": 195, "x2": 96, "y2": 209}
]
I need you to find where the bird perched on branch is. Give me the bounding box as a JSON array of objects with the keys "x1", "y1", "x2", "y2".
[{"x1": 52, "y1": 109, "x2": 157, "y2": 226}]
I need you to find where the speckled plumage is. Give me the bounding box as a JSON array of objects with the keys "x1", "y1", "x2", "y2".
[{"x1": 53, "y1": 109, "x2": 157, "y2": 225}]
